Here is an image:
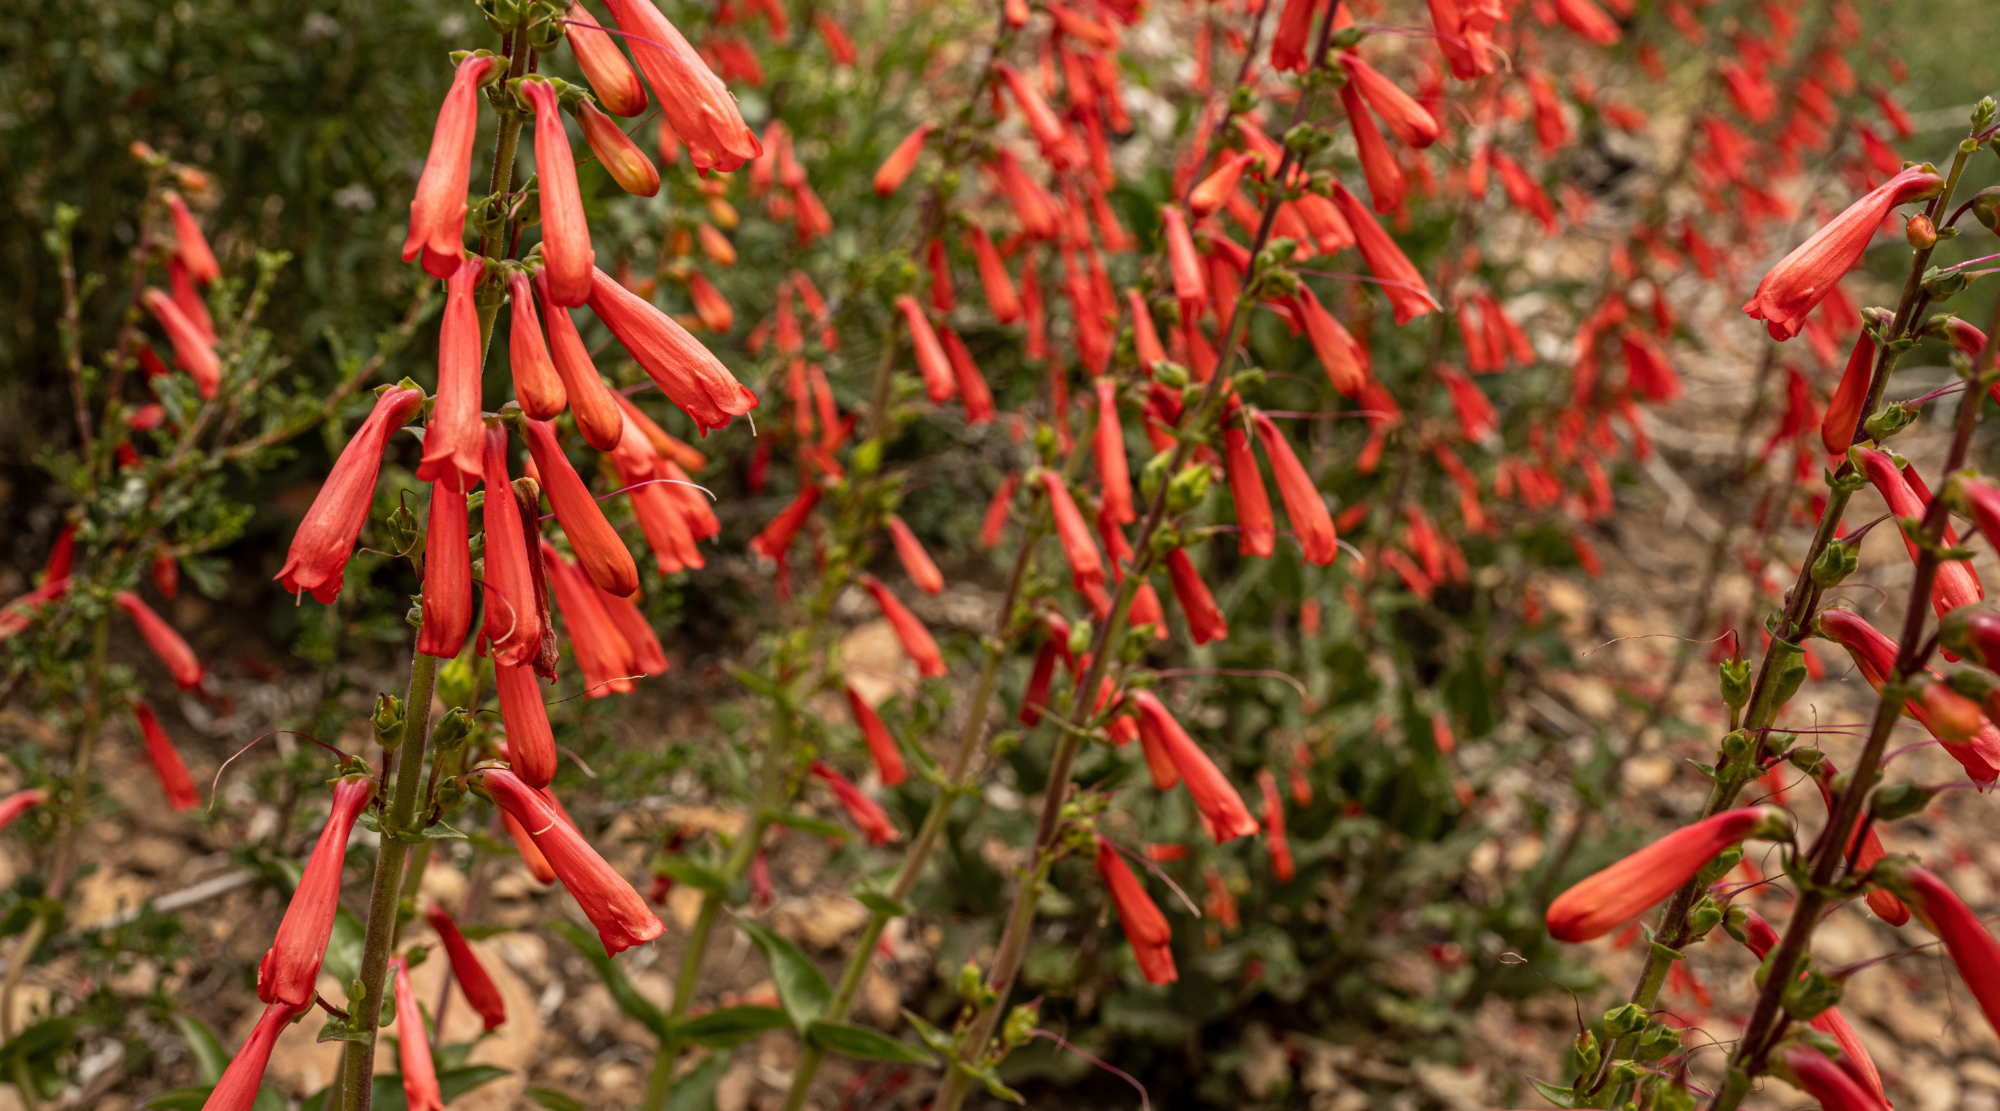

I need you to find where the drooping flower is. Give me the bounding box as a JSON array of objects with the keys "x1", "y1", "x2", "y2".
[
  {"x1": 1257, "y1": 769, "x2": 1295, "y2": 882},
  {"x1": 1344, "y1": 81, "x2": 1406, "y2": 214},
  {"x1": 1040, "y1": 471, "x2": 1107, "y2": 596},
  {"x1": 967, "y1": 225, "x2": 1022, "y2": 323},
  {"x1": 1737, "y1": 909, "x2": 1885, "y2": 1100},
  {"x1": 390, "y1": 957, "x2": 447, "y2": 1111},
  {"x1": 1745, "y1": 166, "x2": 1944, "y2": 340},
  {"x1": 1223, "y1": 419, "x2": 1275, "y2": 557},
  {"x1": 1094, "y1": 379, "x2": 1134, "y2": 524},
  {"x1": 478, "y1": 426, "x2": 546, "y2": 669},
  {"x1": 258, "y1": 774, "x2": 377, "y2": 1004},
  {"x1": 810, "y1": 760, "x2": 900, "y2": 844},
  {"x1": 894, "y1": 294, "x2": 957, "y2": 403},
  {"x1": 1339, "y1": 54, "x2": 1440, "y2": 148},
  {"x1": 686, "y1": 271, "x2": 733, "y2": 332},
  {"x1": 1270, "y1": 0, "x2": 1322, "y2": 73},
  {"x1": 504, "y1": 271, "x2": 568, "y2": 420},
  {"x1": 1426, "y1": 0, "x2": 1505, "y2": 78},
  {"x1": 1619, "y1": 328, "x2": 1681, "y2": 401},
  {"x1": 566, "y1": 2, "x2": 648, "y2": 116},
  {"x1": 141, "y1": 288, "x2": 219, "y2": 398},
  {"x1": 1249, "y1": 412, "x2": 1339, "y2": 565},
  {"x1": 748, "y1": 484, "x2": 823, "y2": 563},
  {"x1": 860, "y1": 574, "x2": 947, "y2": 678},
  {"x1": 470, "y1": 767, "x2": 665, "y2": 954},
  {"x1": 502, "y1": 807, "x2": 557, "y2": 884},
  {"x1": 982, "y1": 473, "x2": 1019, "y2": 548},
  {"x1": 1166, "y1": 548, "x2": 1228, "y2": 645},
  {"x1": 544, "y1": 542, "x2": 635, "y2": 698},
  {"x1": 815, "y1": 12, "x2": 857, "y2": 64},
  {"x1": 1292, "y1": 285, "x2": 1368, "y2": 396},
  {"x1": 588, "y1": 267, "x2": 758, "y2": 434},
  {"x1": 497, "y1": 656, "x2": 558, "y2": 787},
  {"x1": 164, "y1": 191, "x2": 220, "y2": 284},
  {"x1": 276, "y1": 384, "x2": 425, "y2": 603},
  {"x1": 886, "y1": 515, "x2": 945, "y2": 595},
  {"x1": 129, "y1": 699, "x2": 199, "y2": 812},
  {"x1": 591, "y1": 577, "x2": 669, "y2": 675},
  {"x1": 1854, "y1": 447, "x2": 1982, "y2": 617},
  {"x1": 1018, "y1": 613, "x2": 1073, "y2": 726},
  {"x1": 1159, "y1": 205, "x2": 1208, "y2": 313},
  {"x1": 845, "y1": 686, "x2": 907, "y2": 786},
  {"x1": 1189, "y1": 152, "x2": 1259, "y2": 219},
  {"x1": 417, "y1": 483, "x2": 473, "y2": 659},
  {"x1": 874, "y1": 123, "x2": 933, "y2": 196},
  {"x1": 1801, "y1": 765, "x2": 1908, "y2": 925},
  {"x1": 1095, "y1": 839, "x2": 1177, "y2": 984},
  {"x1": 0, "y1": 790, "x2": 43, "y2": 833},
  {"x1": 169, "y1": 257, "x2": 215, "y2": 344},
  {"x1": 198, "y1": 999, "x2": 312, "y2": 1111},
  {"x1": 417, "y1": 257, "x2": 488, "y2": 491},
  {"x1": 1821, "y1": 331, "x2": 1876, "y2": 455},
  {"x1": 1329, "y1": 183, "x2": 1439, "y2": 324},
  {"x1": 577, "y1": 98, "x2": 661, "y2": 198},
  {"x1": 1129, "y1": 690, "x2": 1260, "y2": 842},
  {"x1": 402, "y1": 53, "x2": 497, "y2": 279},
  {"x1": 601, "y1": 0, "x2": 762, "y2": 173},
  {"x1": 1821, "y1": 608, "x2": 2000, "y2": 783},
  {"x1": 1776, "y1": 1045, "x2": 1892, "y2": 1111},
  {"x1": 1552, "y1": 0, "x2": 1622, "y2": 45},
  {"x1": 1128, "y1": 289, "x2": 1167, "y2": 372},
  {"x1": 540, "y1": 272, "x2": 626, "y2": 451},
  {"x1": 940, "y1": 326, "x2": 996, "y2": 425},
  {"x1": 522, "y1": 80, "x2": 595, "y2": 306},
  {"x1": 523, "y1": 418, "x2": 638, "y2": 597},
  {"x1": 114, "y1": 591, "x2": 205, "y2": 690},
  {"x1": 1545, "y1": 806, "x2": 1791, "y2": 942},
  {"x1": 1874, "y1": 858, "x2": 2000, "y2": 1039},
  {"x1": 424, "y1": 902, "x2": 507, "y2": 1030},
  {"x1": 995, "y1": 63, "x2": 1080, "y2": 170}
]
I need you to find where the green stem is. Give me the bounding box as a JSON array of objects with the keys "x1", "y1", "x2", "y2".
[{"x1": 337, "y1": 650, "x2": 439, "y2": 1111}]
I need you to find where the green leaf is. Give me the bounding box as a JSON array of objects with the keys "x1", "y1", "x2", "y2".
[
  {"x1": 320, "y1": 905, "x2": 368, "y2": 989},
  {"x1": 143, "y1": 1086, "x2": 213, "y2": 1110},
  {"x1": 665, "y1": 1050, "x2": 732, "y2": 1111},
  {"x1": 548, "y1": 920, "x2": 668, "y2": 1038},
  {"x1": 735, "y1": 919, "x2": 830, "y2": 1031},
  {"x1": 525, "y1": 1088, "x2": 589, "y2": 1111},
  {"x1": 805, "y1": 1021, "x2": 936, "y2": 1065},
  {"x1": 656, "y1": 858, "x2": 730, "y2": 896},
  {"x1": 854, "y1": 890, "x2": 909, "y2": 917},
  {"x1": 0, "y1": 1016, "x2": 75, "y2": 1065},
  {"x1": 173, "y1": 1015, "x2": 231, "y2": 1086},
  {"x1": 672, "y1": 1005, "x2": 790, "y2": 1048},
  {"x1": 253, "y1": 1084, "x2": 288, "y2": 1111},
  {"x1": 956, "y1": 1060, "x2": 1025, "y2": 1104},
  {"x1": 764, "y1": 810, "x2": 848, "y2": 839},
  {"x1": 314, "y1": 1014, "x2": 374, "y2": 1045},
  {"x1": 437, "y1": 1064, "x2": 510, "y2": 1102},
  {"x1": 1528, "y1": 1078, "x2": 1580, "y2": 1109},
  {"x1": 900, "y1": 1009, "x2": 955, "y2": 1058},
  {"x1": 421, "y1": 820, "x2": 470, "y2": 840}
]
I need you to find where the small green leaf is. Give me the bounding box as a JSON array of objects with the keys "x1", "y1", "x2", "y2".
[
  {"x1": 1529, "y1": 1077, "x2": 1580, "y2": 1109},
  {"x1": 673, "y1": 1005, "x2": 790, "y2": 1048},
  {"x1": 143, "y1": 1086, "x2": 213, "y2": 1110},
  {"x1": 900, "y1": 1009, "x2": 955, "y2": 1057},
  {"x1": 421, "y1": 821, "x2": 470, "y2": 840},
  {"x1": 173, "y1": 1015, "x2": 231, "y2": 1086},
  {"x1": 437, "y1": 1064, "x2": 510, "y2": 1102},
  {"x1": 854, "y1": 890, "x2": 909, "y2": 917},
  {"x1": 956, "y1": 1061, "x2": 1025, "y2": 1104},
  {"x1": 656, "y1": 858, "x2": 730, "y2": 896},
  {"x1": 313, "y1": 1015, "x2": 373, "y2": 1045},
  {"x1": 548, "y1": 920, "x2": 668, "y2": 1038},
  {"x1": 665, "y1": 1050, "x2": 732, "y2": 1111},
  {"x1": 735, "y1": 919, "x2": 830, "y2": 1031},
  {"x1": 805, "y1": 1021, "x2": 936, "y2": 1065},
  {"x1": 525, "y1": 1088, "x2": 589, "y2": 1111},
  {"x1": 764, "y1": 810, "x2": 848, "y2": 839}
]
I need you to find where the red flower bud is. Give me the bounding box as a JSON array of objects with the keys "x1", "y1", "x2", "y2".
[
  {"x1": 540, "y1": 273, "x2": 626, "y2": 451},
  {"x1": 1095, "y1": 839, "x2": 1177, "y2": 983},
  {"x1": 424, "y1": 902, "x2": 507, "y2": 1030},
  {"x1": 940, "y1": 326, "x2": 996, "y2": 425},
  {"x1": 748, "y1": 483, "x2": 822, "y2": 563},
  {"x1": 1189, "y1": 152, "x2": 1258, "y2": 218},
  {"x1": 846, "y1": 686, "x2": 907, "y2": 786},
  {"x1": 403, "y1": 54, "x2": 496, "y2": 278},
  {"x1": 967, "y1": 224, "x2": 1021, "y2": 323},
  {"x1": 1223, "y1": 419, "x2": 1275, "y2": 558},
  {"x1": 0, "y1": 789, "x2": 43, "y2": 833},
  {"x1": 1339, "y1": 54, "x2": 1440, "y2": 148},
  {"x1": 860, "y1": 574, "x2": 947, "y2": 678},
  {"x1": 164, "y1": 191, "x2": 220, "y2": 284},
  {"x1": 1292, "y1": 285, "x2": 1368, "y2": 396},
  {"x1": 259, "y1": 774, "x2": 376, "y2": 1004},
  {"x1": 1546, "y1": 806, "x2": 1790, "y2": 942},
  {"x1": 503, "y1": 271, "x2": 568, "y2": 420},
  {"x1": 1330, "y1": 183, "x2": 1438, "y2": 324},
  {"x1": 1258, "y1": 769, "x2": 1295, "y2": 882},
  {"x1": 1745, "y1": 167, "x2": 1943, "y2": 340},
  {"x1": 114, "y1": 590, "x2": 204, "y2": 690},
  {"x1": 276, "y1": 384, "x2": 425, "y2": 603},
  {"x1": 811, "y1": 760, "x2": 900, "y2": 844},
  {"x1": 1166, "y1": 548, "x2": 1228, "y2": 645},
  {"x1": 1250, "y1": 412, "x2": 1339, "y2": 565},
  {"x1": 1159, "y1": 204, "x2": 1207, "y2": 312},
  {"x1": 1777, "y1": 1045, "x2": 1890, "y2": 1111},
  {"x1": 201, "y1": 1000, "x2": 313, "y2": 1111},
  {"x1": 874, "y1": 123, "x2": 933, "y2": 197},
  {"x1": 168, "y1": 257, "x2": 215, "y2": 344},
  {"x1": 887, "y1": 515, "x2": 944, "y2": 595},
  {"x1": 544, "y1": 542, "x2": 635, "y2": 698},
  {"x1": 129, "y1": 699, "x2": 199, "y2": 812},
  {"x1": 1040, "y1": 471, "x2": 1107, "y2": 595},
  {"x1": 417, "y1": 257, "x2": 488, "y2": 491},
  {"x1": 981, "y1": 473, "x2": 1020, "y2": 548},
  {"x1": 1094, "y1": 378, "x2": 1134, "y2": 525},
  {"x1": 472, "y1": 768, "x2": 664, "y2": 953},
  {"x1": 391, "y1": 957, "x2": 447, "y2": 1111},
  {"x1": 894, "y1": 295, "x2": 957, "y2": 403},
  {"x1": 1736, "y1": 908, "x2": 1885, "y2": 1099},
  {"x1": 1128, "y1": 288, "x2": 1168, "y2": 372},
  {"x1": 521, "y1": 80, "x2": 595, "y2": 307},
  {"x1": 600, "y1": 0, "x2": 762, "y2": 173},
  {"x1": 418, "y1": 482, "x2": 474, "y2": 659},
  {"x1": 524, "y1": 419, "x2": 637, "y2": 597},
  {"x1": 1821, "y1": 331, "x2": 1876, "y2": 455},
  {"x1": 1552, "y1": 0, "x2": 1621, "y2": 45},
  {"x1": 588, "y1": 267, "x2": 758, "y2": 435},
  {"x1": 1341, "y1": 80, "x2": 1405, "y2": 214},
  {"x1": 478, "y1": 427, "x2": 547, "y2": 668},
  {"x1": 1130, "y1": 691, "x2": 1259, "y2": 842},
  {"x1": 565, "y1": 2, "x2": 647, "y2": 115},
  {"x1": 141, "y1": 288, "x2": 219, "y2": 398}
]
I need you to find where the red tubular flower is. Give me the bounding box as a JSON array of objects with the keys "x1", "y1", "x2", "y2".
[
  {"x1": 424, "y1": 902, "x2": 507, "y2": 1030},
  {"x1": 982, "y1": 473, "x2": 1019, "y2": 548},
  {"x1": 129, "y1": 699, "x2": 199, "y2": 812},
  {"x1": 1258, "y1": 769, "x2": 1295, "y2": 882},
  {"x1": 565, "y1": 2, "x2": 647, "y2": 115},
  {"x1": 169, "y1": 257, "x2": 215, "y2": 344},
  {"x1": 1426, "y1": 0, "x2": 1503, "y2": 78},
  {"x1": 1094, "y1": 379, "x2": 1134, "y2": 524},
  {"x1": 479, "y1": 426, "x2": 545, "y2": 668},
  {"x1": 524, "y1": 418, "x2": 638, "y2": 597},
  {"x1": 1855, "y1": 447, "x2": 1981, "y2": 616},
  {"x1": 201, "y1": 999, "x2": 313, "y2": 1111},
  {"x1": 686, "y1": 272, "x2": 733, "y2": 332},
  {"x1": 403, "y1": 54, "x2": 496, "y2": 278},
  {"x1": 1876, "y1": 859, "x2": 2000, "y2": 1039},
  {"x1": 417, "y1": 257, "x2": 488, "y2": 491},
  {"x1": 391, "y1": 957, "x2": 447, "y2": 1111},
  {"x1": 1189, "y1": 152, "x2": 1258, "y2": 218},
  {"x1": 1821, "y1": 332, "x2": 1876, "y2": 455},
  {"x1": 1821, "y1": 608, "x2": 2000, "y2": 783},
  {"x1": 1166, "y1": 548, "x2": 1227, "y2": 645},
  {"x1": 886, "y1": 515, "x2": 944, "y2": 595},
  {"x1": 815, "y1": 12, "x2": 857, "y2": 64},
  {"x1": 940, "y1": 326, "x2": 995, "y2": 425},
  {"x1": 860, "y1": 574, "x2": 947, "y2": 678},
  {"x1": 1745, "y1": 166, "x2": 1944, "y2": 340},
  {"x1": 1492, "y1": 150, "x2": 1558, "y2": 234},
  {"x1": 506, "y1": 271, "x2": 567, "y2": 420},
  {"x1": 894, "y1": 295, "x2": 957, "y2": 403},
  {"x1": 276, "y1": 384, "x2": 424, "y2": 603},
  {"x1": 1018, "y1": 615, "x2": 1073, "y2": 726},
  {"x1": 471, "y1": 767, "x2": 664, "y2": 953},
  {"x1": 522, "y1": 80, "x2": 594, "y2": 306},
  {"x1": 545, "y1": 542, "x2": 635, "y2": 698},
  {"x1": 845, "y1": 686, "x2": 907, "y2": 786},
  {"x1": 1159, "y1": 205, "x2": 1207, "y2": 313},
  {"x1": 1039, "y1": 471, "x2": 1106, "y2": 595},
  {"x1": 1342, "y1": 81, "x2": 1404, "y2": 214},
  {"x1": 810, "y1": 761, "x2": 900, "y2": 844},
  {"x1": 1130, "y1": 690, "x2": 1259, "y2": 842},
  {"x1": 141, "y1": 288, "x2": 220, "y2": 398},
  {"x1": 589, "y1": 267, "x2": 758, "y2": 434},
  {"x1": 1545, "y1": 806, "x2": 1791, "y2": 942},
  {"x1": 1270, "y1": 0, "x2": 1321, "y2": 72},
  {"x1": 1293, "y1": 286, "x2": 1368, "y2": 396},
  {"x1": 418, "y1": 482, "x2": 473, "y2": 659},
  {"x1": 995, "y1": 64, "x2": 1079, "y2": 170},
  {"x1": 592, "y1": 577, "x2": 668, "y2": 674},
  {"x1": 497, "y1": 656, "x2": 558, "y2": 786},
  {"x1": 539, "y1": 273, "x2": 626, "y2": 451},
  {"x1": 967, "y1": 225, "x2": 1021, "y2": 323},
  {"x1": 114, "y1": 591, "x2": 204, "y2": 690},
  {"x1": 164, "y1": 191, "x2": 220, "y2": 284},
  {"x1": 1801, "y1": 767, "x2": 1908, "y2": 925},
  {"x1": 1329, "y1": 183, "x2": 1439, "y2": 324},
  {"x1": 258, "y1": 774, "x2": 376, "y2": 1004},
  {"x1": 1095, "y1": 840, "x2": 1177, "y2": 983},
  {"x1": 1553, "y1": 0, "x2": 1621, "y2": 44},
  {"x1": 1738, "y1": 909, "x2": 1885, "y2": 1099},
  {"x1": 874, "y1": 123, "x2": 933, "y2": 196},
  {"x1": 1778, "y1": 1045, "x2": 1891, "y2": 1111},
  {"x1": 502, "y1": 807, "x2": 558, "y2": 884},
  {"x1": 578, "y1": 98, "x2": 660, "y2": 197},
  {"x1": 1249, "y1": 412, "x2": 1338, "y2": 565},
  {"x1": 1129, "y1": 289, "x2": 1168, "y2": 371},
  {"x1": 925, "y1": 237, "x2": 954, "y2": 314},
  {"x1": 1224, "y1": 420, "x2": 1275, "y2": 558},
  {"x1": 601, "y1": 0, "x2": 761, "y2": 173},
  {"x1": 1437, "y1": 366, "x2": 1497, "y2": 440},
  {"x1": 748, "y1": 484, "x2": 822, "y2": 562},
  {"x1": 1339, "y1": 54, "x2": 1440, "y2": 148},
  {"x1": 1132, "y1": 702, "x2": 1181, "y2": 790},
  {"x1": 0, "y1": 790, "x2": 43, "y2": 833}
]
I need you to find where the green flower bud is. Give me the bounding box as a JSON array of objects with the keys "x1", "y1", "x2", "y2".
[{"x1": 374, "y1": 694, "x2": 405, "y2": 749}]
